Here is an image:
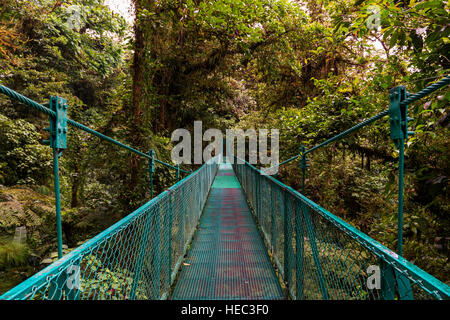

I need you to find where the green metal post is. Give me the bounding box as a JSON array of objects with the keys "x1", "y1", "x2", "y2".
[
  {"x1": 296, "y1": 146, "x2": 307, "y2": 300},
  {"x1": 168, "y1": 193, "x2": 173, "y2": 285},
  {"x1": 380, "y1": 258, "x2": 413, "y2": 300},
  {"x1": 129, "y1": 209, "x2": 153, "y2": 299},
  {"x1": 388, "y1": 86, "x2": 414, "y2": 256},
  {"x1": 380, "y1": 260, "x2": 396, "y2": 300},
  {"x1": 302, "y1": 203, "x2": 329, "y2": 299},
  {"x1": 388, "y1": 86, "x2": 415, "y2": 299},
  {"x1": 44, "y1": 96, "x2": 68, "y2": 260},
  {"x1": 148, "y1": 149, "x2": 155, "y2": 198},
  {"x1": 295, "y1": 200, "x2": 304, "y2": 300},
  {"x1": 151, "y1": 203, "x2": 161, "y2": 299},
  {"x1": 298, "y1": 145, "x2": 328, "y2": 298},
  {"x1": 397, "y1": 138, "x2": 405, "y2": 256},
  {"x1": 283, "y1": 191, "x2": 293, "y2": 292},
  {"x1": 253, "y1": 169, "x2": 259, "y2": 216},
  {"x1": 300, "y1": 146, "x2": 307, "y2": 194},
  {"x1": 53, "y1": 150, "x2": 63, "y2": 259},
  {"x1": 176, "y1": 164, "x2": 180, "y2": 180},
  {"x1": 270, "y1": 186, "x2": 276, "y2": 254},
  {"x1": 46, "y1": 96, "x2": 68, "y2": 299},
  {"x1": 180, "y1": 186, "x2": 186, "y2": 251},
  {"x1": 256, "y1": 170, "x2": 261, "y2": 220}
]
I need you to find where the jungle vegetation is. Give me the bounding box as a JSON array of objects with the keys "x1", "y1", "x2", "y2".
[{"x1": 0, "y1": 0, "x2": 448, "y2": 293}]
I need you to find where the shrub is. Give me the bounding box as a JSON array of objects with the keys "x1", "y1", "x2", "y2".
[{"x1": 0, "y1": 240, "x2": 30, "y2": 270}]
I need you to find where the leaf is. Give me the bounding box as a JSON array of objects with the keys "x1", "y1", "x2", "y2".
[
  {"x1": 389, "y1": 30, "x2": 399, "y2": 48},
  {"x1": 410, "y1": 30, "x2": 423, "y2": 52}
]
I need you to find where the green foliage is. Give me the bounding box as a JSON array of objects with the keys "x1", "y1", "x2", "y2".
[
  {"x1": 0, "y1": 0, "x2": 448, "y2": 293},
  {"x1": 0, "y1": 240, "x2": 29, "y2": 270},
  {"x1": 0, "y1": 114, "x2": 52, "y2": 185},
  {"x1": 234, "y1": 0, "x2": 450, "y2": 283}
]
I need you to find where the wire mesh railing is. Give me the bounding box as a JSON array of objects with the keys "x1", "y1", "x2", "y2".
[
  {"x1": 1, "y1": 74, "x2": 448, "y2": 301},
  {"x1": 232, "y1": 157, "x2": 450, "y2": 300},
  {"x1": 0, "y1": 156, "x2": 219, "y2": 300},
  {"x1": 0, "y1": 84, "x2": 192, "y2": 259},
  {"x1": 263, "y1": 75, "x2": 449, "y2": 257}
]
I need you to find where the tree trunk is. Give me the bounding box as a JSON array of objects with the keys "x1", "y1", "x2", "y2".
[
  {"x1": 126, "y1": 0, "x2": 151, "y2": 207},
  {"x1": 71, "y1": 173, "x2": 80, "y2": 208}
]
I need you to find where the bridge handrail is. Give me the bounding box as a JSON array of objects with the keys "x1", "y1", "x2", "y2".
[
  {"x1": 0, "y1": 84, "x2": 190, "y2": 173},
  {"x1": 0, "y1": 156, "x2": 220, "y2": 300},
  {"x1": 233, "y1": 155, "x2": 450, "y2": 300},
  {"x1": 266, "y1": 75, "x2": 450, "y2": 171},
  {"x1": 262, "y1": 75, "x2": 449, "y2": 257}
]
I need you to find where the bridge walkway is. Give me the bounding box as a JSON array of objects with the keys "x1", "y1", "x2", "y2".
[{"x1": 171, "y1": 162, "x2": 284, "y2": 299}]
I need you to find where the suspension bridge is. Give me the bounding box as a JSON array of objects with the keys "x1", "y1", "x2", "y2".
[{"x1": 0, "y1": 76, "x2": 449, "y2": 300}]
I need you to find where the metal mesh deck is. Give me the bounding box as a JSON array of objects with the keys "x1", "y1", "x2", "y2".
[{"x1": 171, "y1": 163, "x2": 284, "y2": 299}]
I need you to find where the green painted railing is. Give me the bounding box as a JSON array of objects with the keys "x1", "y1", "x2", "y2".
[
  {"x1": 0, "y1": 83, "x2": 213, "y2": 300},
  {"x1": 0, "y1": 74, "x2": 449, "y2": 300},
  {"x1": 0, "y1": 84, "x2": 191, "y2": 258},
  {"x1": 0, "y1": 156, "x2": 219, "y2": 300},
  {"x1": 265, "y1": 75, "x2": 450, "y2": 257},
  {"x1": 232, "y1": 156, "x2": 449, "y2": 300}
]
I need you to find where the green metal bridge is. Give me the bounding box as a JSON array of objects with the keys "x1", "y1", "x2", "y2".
[{"x1": 0, "y1": 76, "x2": 449, "y2": 300}]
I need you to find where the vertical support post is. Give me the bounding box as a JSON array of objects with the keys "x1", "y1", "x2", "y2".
[
  {"x1": 300, "y1": 146, "x2": 308, "y2": 194},
  {"x1": 161, "y1": 193, "x2": 172, "y2": 298},
  {"x1": 254, "y1": 170, "x2": 258, "y2": 217},
  {"x1": 176, "y1": 164, "x2": 180, "y2": 180},
  {"x1": 380, "y1": 259, "x2": 396, "y2": 300},
  {"x1": 256, "y1": 169, "x2": 261, "y2": 220},
  {"x1": 180, "y1": 185, "x2": 186, "y2": 251},
  {"x1": 43, "y1": 96, "x2": 68, "y2": 300},
  {"x1": 53, "y1": 149, "x2": 63, "y2": 259},
  {"x1": 283, "y1": 191, "x2": 293, "y2": 292},
  {"x1": 270, "y1": 185, "x2": 276, "y2": 255},
  {"x1": 148, "y1": 149, "x2": 155, "y2": 198},
  {"x1": 388, "y1": 86, "x2": 415, "y2": 300},
  {"x1": 296, "y1": 146, "x2": 308, "y2": 300},
  {"x1": 298, "y1": 145, "x2": 328, "y2": 299},
  {"x1": 152, "y1": 203, "x2": 161, "y2": 299},
  {"x1": 168, "y1": 192, "x2": 173, "y2": 285},
  {"x1": 388, "y1": 86, "x2": 414, "y2": 256},
  {"x1": 129, "y1": 209, "x2": 153, "y2": 300},
  {"x1": 380, "y1": 258, "x2": 413, "y2": 300},
  {"x1": 43, "y1": 96, "x2": 68, "y2": 260},
  {"x1": 295, "y1": 199, "x2": 304, "y2": 300},
  {"x1": 395, "y1": 268, "x2": 414, "y2": 300},
  {"x1": 302, "y1": 204, "x2": 329, "y2": 299},
  {"x1": 253, "y1": 169, "x2": 259, "y2": 216},
  {"x1": 397, "y1": 138, "x2": 405, "y2": 255}
]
